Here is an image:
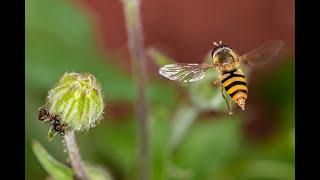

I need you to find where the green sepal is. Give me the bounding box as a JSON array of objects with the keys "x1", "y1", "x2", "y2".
[{"x1": 48, "y1": 127, "x2": 58, "y2": 141}]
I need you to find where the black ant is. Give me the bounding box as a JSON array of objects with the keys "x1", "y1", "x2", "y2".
[{"x1": 38, "y1": 106, "x2": 67, "y2": 136}]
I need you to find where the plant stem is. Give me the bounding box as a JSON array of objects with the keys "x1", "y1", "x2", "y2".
[
  {"x1": 64, "y1": 131, "x2": 88, "y2": 180},
  {"x1": 122, "y1": 0, "x2": 150, "y2": 180}
]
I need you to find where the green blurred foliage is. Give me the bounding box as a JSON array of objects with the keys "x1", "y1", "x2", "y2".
[
  {"x1": 32, "y1": 140, "x2": 112, "y2": 180},
  {"x1": 32, "y1": 140, "x2": 74, "y2": 180},
  {"x1": 172, "y1": 117, "x2": 242, "y2": 179},
  {"x1": 26, "y1": 0, "x2": 294, "y2": 179}
]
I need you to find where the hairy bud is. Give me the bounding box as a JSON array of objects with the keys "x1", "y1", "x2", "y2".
[{"x1": 39, "y1": 72, "x2": 104, "y2": 140}]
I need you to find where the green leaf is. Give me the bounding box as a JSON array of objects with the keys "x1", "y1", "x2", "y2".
[
  {"x1": 148, "y1": 48, "x2": 176, "y2": 67},
  {"x1": 167, "y1": 163, "x2": 194, "y2": 179},
  {"x1": 85, "y1": 163, "x2": 113, "y2": 180},
  {"x1": 209, "y1": 159, "x2": 294, "y2": 180},
  {"x1": 170, "y1": 103, "x2": 199, "y2": 151},
  {"x1": 90, "y1": 120, "x2": 138, "y2": 179},
  {"x1": 150, "y1": 112, "x2": 171, "y2": 180},
  {"x1": 240, "y1": 160, "x2": 294, "y2": 179},
  {"x1": 33, "y1": 140, "x2": 113, "y2": 180},
  {"x1": 32, "y1": 140, "x2": 74, "y2": 180},
  {"x1": 172, "y1": 117, "x2": 242, "y2": 179}
]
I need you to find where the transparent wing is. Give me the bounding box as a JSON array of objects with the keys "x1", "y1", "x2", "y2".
[
  {"x1": 159, "y1": 63, "x2": 212, "y2": 82},
  {"x1": 239, "y1": 40, "x2": 285, "y2": 67}
]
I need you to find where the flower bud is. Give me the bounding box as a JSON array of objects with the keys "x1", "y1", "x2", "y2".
[{"x1": 39, "y1": 72, "x2": 104, "y2": 139}]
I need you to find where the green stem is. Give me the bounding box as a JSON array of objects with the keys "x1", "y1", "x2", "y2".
[
  {"x1": 122, "y1": 0, "x2": 150, "y2": 179},
  {"x1": 64, "y1": 131, "x2": 88, "y2": 180}
]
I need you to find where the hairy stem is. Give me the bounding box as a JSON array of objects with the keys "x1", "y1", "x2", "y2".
[
  {"x1": 122, "y1": 0, "x2": 150, "y2": 179},
  {"x1": 64, "y1": 131, "x2": 88, "y2": 180}
]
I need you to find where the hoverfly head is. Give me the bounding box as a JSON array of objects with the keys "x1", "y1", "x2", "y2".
[
  {"x1": 211, "y1": 41, "x2": 234, "y2": 65},
  {"x1": 211, "y1": 41, "x2": 229, "y2": 58}
]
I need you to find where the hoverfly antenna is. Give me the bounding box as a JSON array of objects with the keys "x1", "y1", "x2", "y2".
[
  {"x1": 212, "y1": 41, "x2": 219, "y2": 46},
  {"x1": 212, "y1": 41, "x2": 223, "y2": 47}
]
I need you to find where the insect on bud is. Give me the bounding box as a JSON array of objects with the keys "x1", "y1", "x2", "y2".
[{"x1": 38, "y1": 72, "x2": 104, "y2": 140}]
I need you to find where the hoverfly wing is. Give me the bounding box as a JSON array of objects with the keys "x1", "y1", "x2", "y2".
[
  {"x1": 239, "y1": 40, "x2": 285, "y2": 67},
  {"x1": 159, "y1": 63, "x2": 211, "y2": 82}
]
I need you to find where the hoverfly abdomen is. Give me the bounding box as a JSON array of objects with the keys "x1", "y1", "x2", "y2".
[{"x1": 221, "y1": 69, "x2": 248, "y2": 110}]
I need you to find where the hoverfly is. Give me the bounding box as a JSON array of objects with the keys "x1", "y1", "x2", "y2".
[{"x1": 159, "y1": 40, "x2": 285, "y2": 115}]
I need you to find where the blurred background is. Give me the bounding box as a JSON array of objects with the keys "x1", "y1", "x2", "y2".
[{"x1": 26, "y1": 0, "x2": 294, "y2": 179}]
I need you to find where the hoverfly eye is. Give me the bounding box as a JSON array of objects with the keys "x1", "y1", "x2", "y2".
[{"x1": 219, "y1": 53, "x2": 234, "y2": 64}]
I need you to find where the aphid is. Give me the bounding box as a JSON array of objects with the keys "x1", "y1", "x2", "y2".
[
  {"x1": 38, "y1": 107, "x2": 67, "y2": 136},
  {"x1": 159, "y1": 40, "x2": 285, "y2": 114}
]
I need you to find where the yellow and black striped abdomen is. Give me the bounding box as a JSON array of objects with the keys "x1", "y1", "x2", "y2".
[{"x1": 221, "y1": 69, "x2": 248, "y2": 109}]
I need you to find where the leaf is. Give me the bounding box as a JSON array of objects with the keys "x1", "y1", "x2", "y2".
[
  {"x1": 240, "y1": 160, "x2": 294, "y2": 179},
  {"x1": 85, "y1": 163, "x2": 113, "y2": 180},
  {"x1": 149, "y1": 112, "x2": 171, "y2": 180},
  {"x1": 167, "y1": 163, "x2": 194, "y2": 179},
  {"x1": 172, "y1": 118, "x2": 242, "y2": 179},
  {"x1": 90, "y1": 121, "x2": 138, "y2": 179},
  {"x1": 209, "y1": 159, "x2": 294, "y2": 180},
  {"x1": 170, "y1": 103, "x2": 199, "y2": 151},
  {"x1": 148, "y1": 48, "x2": 176, "y2": 67},
  {"x1": 32, "y1": 140, "x2": 74, "y2": 180},
  {"x1": 33, "y1": 140, "x2": 113, "y2": 180}
]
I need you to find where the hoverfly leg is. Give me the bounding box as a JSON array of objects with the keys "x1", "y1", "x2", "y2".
[
  {"x1": 220, "y1": 85, "x2": 233, "y2": 115},
  {"x1": 213, "y1": 79, "x2": 233, "y2": 115},
  {"x1": 212, "y1": 79, "x2": 220, "y2": 86}
]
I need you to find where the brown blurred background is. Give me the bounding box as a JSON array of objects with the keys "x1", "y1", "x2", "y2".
[{"x1": 79, "y1": 0, "x2": 294, "y2": 70}]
